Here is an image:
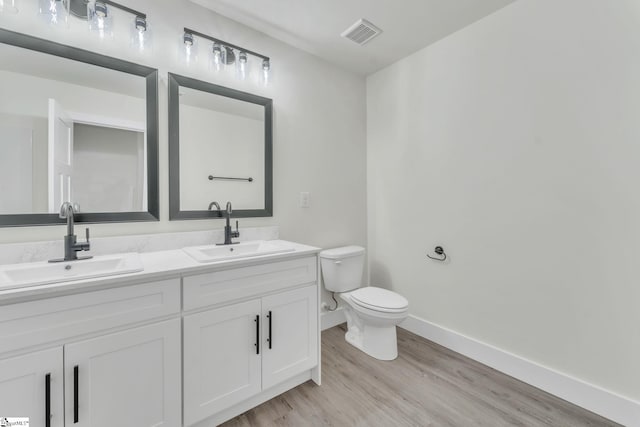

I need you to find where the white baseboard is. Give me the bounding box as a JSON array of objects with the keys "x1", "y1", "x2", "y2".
[
  {"x1": 321, "y1": 307, "x2": 346, "y2": 330},
  {"x1": 400, "y1": 315, "x2": 640, "y2": 427}
]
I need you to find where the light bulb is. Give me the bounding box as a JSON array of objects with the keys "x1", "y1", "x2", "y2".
[
  {"x1": 237, "y1": 51, "x2": 248, "y2": 80},
  {"x1": 211, "y1": 42, "x2": 222, "y2": 71},
  {"x1": 182, "y1": 32, "x2": 197, "y2": 65},
  {"x1": 183, "y1": 32, "x2": 194, "y2": 47},
  {"x1": 94, "y1": 0, "x2": 106, "y2": 17},
  {"x1": 131, "y1": 15, "x2": 151, "y2": 52},
  {"x1": 261, "y1": 58, "x2": 271, "y2": 86},
  {"x1": 87, "y1": 0, "x2": 112, "y2": 39},
  {"x1": 135, "y1": 16, "x2": 146, "y2": 32}
]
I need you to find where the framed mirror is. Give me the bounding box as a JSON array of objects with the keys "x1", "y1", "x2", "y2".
[
  {"x1": 168, "y1": 73, "x2": 273, "y2": 219},
  {"x1": 0, "y1": 29, "x2": 159, "y2": 227}
]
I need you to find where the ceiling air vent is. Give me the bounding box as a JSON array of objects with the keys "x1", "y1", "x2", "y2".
[{"x1": 341, "y1": 19, "x2": 382, "y2": 45}]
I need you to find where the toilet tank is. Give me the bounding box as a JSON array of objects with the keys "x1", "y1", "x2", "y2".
[{"x1": 319, "y1": 246, "x2": 365, "y2": 292}]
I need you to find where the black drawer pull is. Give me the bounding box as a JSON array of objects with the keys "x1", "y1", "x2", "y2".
[
  {"x1": 255, "y1": 315, "x2": 260, "y2": 354},
  {"x1": 73, "y1": 365, "x2": 79, "y2": 423},
  {"x1": 267, "y1": 311, "x2": 272, "y2": 349},
  {"x1": 45, "y1": 373, "x2": 51, "y2": 427}
]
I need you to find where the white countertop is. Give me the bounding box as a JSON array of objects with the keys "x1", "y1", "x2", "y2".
[{"x1": 0, "y1": 240, "x2": 321, "y2": 304}]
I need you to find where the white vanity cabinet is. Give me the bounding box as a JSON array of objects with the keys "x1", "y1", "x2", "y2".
[
  {"x1": 183, "y1": 299, "x2": 263, "y2": 424},
  {"x1": 64, "y1": 319, "x2": 181, "y2": 427},
  {"x1": 261, "y1": 285, "x2": 318, "y2": 389},
  {"x1": 0, "y1": 347, "x2": 64, "y2": 427},
  {"x1": 0, "y1": 248, "x2": 321, "y2": 427},
  {"x1": 0, "y1": 279, "x2": 182, "y2": 427},
  {"x1": 182, "y1": 256, "x2": 319, "y2": 426}
]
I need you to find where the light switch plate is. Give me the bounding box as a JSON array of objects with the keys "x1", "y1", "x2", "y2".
[{"x1": 299, "y1": 192, "x2": 310, "y2": 208}]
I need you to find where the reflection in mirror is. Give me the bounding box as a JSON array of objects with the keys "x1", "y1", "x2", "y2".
[
  {"x1": 169, "y1": 73, "x2": 272, "y2": 219},
  {"x1": 73, "y1": 123, "x2": 147, "y2": 212},
  {"x1": 178, "y1": 86, "x2": 264, "y2": 211},
  {"x1": 0, "y1": 29, "x2": 158, "y2": 226}
]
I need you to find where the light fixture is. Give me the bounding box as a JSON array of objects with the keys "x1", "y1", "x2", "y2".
[
  {"x1": 182, "y1": 31, "x2": 197, "y2": 65},
  {"x1": 261, "y1": 58, "x2": 271, "y2": 86},
  {"x1": 87, "y1": 0, "x2": 113, "y2": 39},
  {"x1": 212, "y1": 42, "x2": 222, "y2": 70},
  {"x1": 38, "y1": 0, "x2": 69, "y2": 26},
  {"x1": 86, "y1": 0, "x2": 150, "y2": 48},
  {"x1": 237, "y1": 51, "x2": 248, "y2": 80},
  {"x1": 39, "y1": 0, "x2": 150, "y2": 51},
  {"x1": 183, "y1": 27, "x2": 271, "y2": 84},
  {"x1": 0, "y1": 0, "x2": 18, "y2": 14},
  {"x1": 131, "y1": 14, "x2": 151, "y2": 51}
]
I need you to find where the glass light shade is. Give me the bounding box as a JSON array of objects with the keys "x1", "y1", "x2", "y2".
[
  {"x1": 261, "y1": 58, "x2": 272, "y2": 86},
  {"x1": 210, "y1": 42, "x2": 222, "y2": 71},
  {"x1": 39, "y1": 0, "x2": 69, "y2": 26},
  {"x1": 131, "y1": 16, "x2": 152, "y2": 52},
  {"x1": 236, "y1": 51, "x2": 249, "y2": 80},
  {"x1": 0, "y1": 0, "x2": 19, "y2": 14},
  {"x1": 181, "y1": 32, "x2": 198, "y2": 65},
  {"x1": 87, "y1": 0, "x2": 113, "y2": 39}
]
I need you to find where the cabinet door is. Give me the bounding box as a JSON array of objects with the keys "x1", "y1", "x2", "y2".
[
  {"x1": 0, "y1": 347, "x2": 63, "y2": 427},
  {"x1": 262, "y1": 285, "x2": 318, "y2": 389},
  {"x1": 183, "y1": 299, "x2": 262, "y2": 426},
  {"x1": 64, "y1": 319, "x2": 181, "y2": 427}
]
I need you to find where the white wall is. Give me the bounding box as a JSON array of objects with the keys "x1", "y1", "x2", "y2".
[
  {"x1": 367, "y1": 0, "x2": 640, "y2": 403},
  {"x1": 0, "y1": 0, "x2": 367, "y2": 262}
]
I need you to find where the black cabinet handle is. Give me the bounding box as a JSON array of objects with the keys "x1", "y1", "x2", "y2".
[
  {"x1": 73, "y1": 365, "x2": 79, "y2": 423},
  {"x1": 254, "y1": 315, "x2": 260, "y2": 354},
  {"x1": 45, "y1": 373, "x2": 51, "y2": 427},
  {"x1": 267, "y1": 311, "x2": 272, "y2": 349}
]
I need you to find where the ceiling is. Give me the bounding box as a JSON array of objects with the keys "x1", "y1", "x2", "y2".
[{"x1": 190, "y1": 0, "x2": 516, "y2": 75}]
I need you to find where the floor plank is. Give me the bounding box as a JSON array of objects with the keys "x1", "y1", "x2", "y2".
[{"x1": 221, "y1": 325, "x2": 620, "y2": 427}]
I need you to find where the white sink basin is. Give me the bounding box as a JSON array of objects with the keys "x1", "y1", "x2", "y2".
[
  {"x1": 0, "y1": 252, "x2": 144, "y2": 290},
  {"x1": 183, "y1": 240, "x2": 295, "y2": 263}
]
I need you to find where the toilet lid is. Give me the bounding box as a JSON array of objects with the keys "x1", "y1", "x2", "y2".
[{"x1": 350, "y1": 287, "x2": 408, "y2": 312}]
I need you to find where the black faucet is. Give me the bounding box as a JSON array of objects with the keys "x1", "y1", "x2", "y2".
[
  {"x1": 49, "y1": 202, "x2": 92, "y2": 263},
  {"x1": 218, "y1": 201, "x2": 240, "y2": 245}
]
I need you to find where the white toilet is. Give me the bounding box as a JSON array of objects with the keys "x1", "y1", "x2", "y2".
[{"x1": 320, "y1": 246, "x2": 409, "y2": 361}]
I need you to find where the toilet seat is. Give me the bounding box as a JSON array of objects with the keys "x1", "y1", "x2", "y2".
[{"x1": 349, "y1": 287, "x2": 408, "y2": 313}]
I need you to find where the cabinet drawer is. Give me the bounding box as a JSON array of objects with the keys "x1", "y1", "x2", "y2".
[
  {"x1": 0, "y1": 279, "x2": 180, "y2": 355},
  {"x1": 183, "y1": 256, "x2": 317, "y2": 311}
]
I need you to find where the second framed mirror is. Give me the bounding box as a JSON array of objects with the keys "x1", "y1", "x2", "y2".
[{"x1": 168, "y1": 73, "x2": 273, "y2": 220}]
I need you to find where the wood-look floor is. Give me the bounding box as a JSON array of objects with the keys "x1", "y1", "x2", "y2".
[{"x1": 221, "y1": 324, "x2": 620, "y2": 427}]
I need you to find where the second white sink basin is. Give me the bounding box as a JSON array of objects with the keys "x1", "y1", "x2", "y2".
[
  {"x1": 183, "y1": 240, "x2": 295, "y2": 263},
  {"x1": 0, "y1": 252, "x2": 144, "y2": 290}
]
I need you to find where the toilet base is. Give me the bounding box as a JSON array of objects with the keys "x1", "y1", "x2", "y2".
[
  {"x1": 344, "y1": 324, "x2": 398, "y2": 361},
  {"x1": 341, "y1": 300, "x2": 402, "y2": 361}
]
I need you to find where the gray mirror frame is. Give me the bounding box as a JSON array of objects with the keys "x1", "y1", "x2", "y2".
[
  {"x1": 168, "y1": 73, "x2": 273, "y2": 220},
  {"x1": 0, "y1": 28, "x2": 159, "y2": 227}
]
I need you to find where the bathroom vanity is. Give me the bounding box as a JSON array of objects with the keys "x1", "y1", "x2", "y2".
[{"x1": 0, "y1": 240, "x2": 320, "y2": 427}]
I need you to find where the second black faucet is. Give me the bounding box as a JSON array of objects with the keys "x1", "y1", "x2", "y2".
[
  {"x1": 219, "y1": 201, "x2": 240, "y2": 245},
  {"x1": 49, "y1": 202, "x2": 92, "y2": 263}
]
